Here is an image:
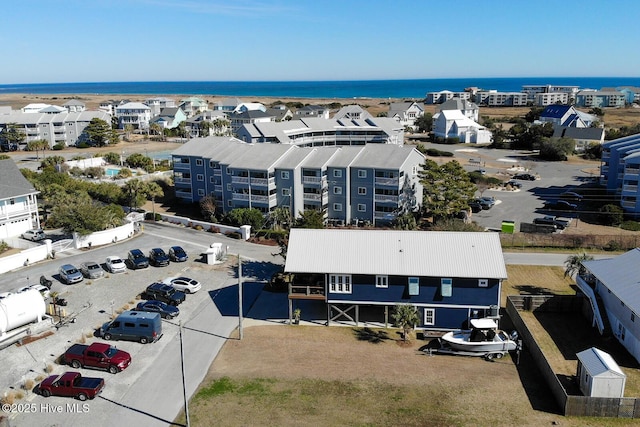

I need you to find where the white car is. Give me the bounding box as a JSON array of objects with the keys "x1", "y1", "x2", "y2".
[
  {"x1": 22, "y1": 229, "x2": 46, "y2": 242},
  {"x1": 105, "y1": 256, "x2": 127, "y2": 273},
  {"x1": 164, "y1": 276, "x2": 201, "y2": 294}
]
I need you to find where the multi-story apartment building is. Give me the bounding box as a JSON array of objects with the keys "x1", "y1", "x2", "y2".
[
  {"x1": 476, "y1": 91, "x2": 528, "y2": 107},
  {"x1": 236, "y1": 117, "x2": 404, "y2": 146},
  {"x1": 535, "y1": 92, "x2": 569, "y2": 106},
  {"x1": 575, "y1": 90, "x2": 626, "y2": 108},
  {"x1": 172, "y1": 137, "x2": 424, "y2": 225},
  {"x1": 0, "y1": 159, "x2": 40, "y2": 238},
  {"x1": 0, "y1": 110, "x2": 112, "y2": 148},
  {"x1": 599, "y1": 133, "x2": 640, "y2": 216},
  {"x1": 424, "y1": 90, "x2": 471, "y2": 104},
  {"x1": 114, "y1": 102, "x2": 151, "y2": 130},
  {"x1": 521, "y1": 85, "x2": 579, "y2": 103},
  {"x1": 144, "y1": 97, "x2": 176, "y2": 116}
]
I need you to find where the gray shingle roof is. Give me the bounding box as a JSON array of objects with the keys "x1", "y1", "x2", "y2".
[{"x1": 0, "y1": 159, "x2": 38, "y2": 200}]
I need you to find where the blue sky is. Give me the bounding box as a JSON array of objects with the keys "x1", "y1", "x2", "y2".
[{"x1": 2, "y1": 0, "x2": 639, "y2": 83}]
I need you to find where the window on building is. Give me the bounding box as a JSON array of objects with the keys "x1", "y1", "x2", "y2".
[
  {"x1": 227, "y1": 200, "x2": 233, "y2": 207},
  {"x1": 227, "y1": 184, "x2": 232, "y2": 191},
  {"x1": 197, "y1": 189, "x2": 204, "y2": 196},
  {"x1": 197, "y1": 174, "x2": 204, "y2": 181},
  {"x1": 358, "y1": 170, "x2": 367, "y2": 178},
  {"x1": 329, "y1": 274, "x2": 351, "y2": 294},
  {"x1": 478, "y1": 279, "x2": 488, "y2": 288},
  {"x1": 408, "y1": 277, "x2": 419, "y2": 296},
  {"x1": 424, "y1": 308, "x2": 435, "y2": 326},
  {"x1": 281, "y1": 171, "x2": 290, "y2": 179},
  {"x1": 196, "y1": 159, "x2": 203, "y2": 166},
  {"x1": 282, "y1": 188, "x2": 290, "y2": 196},
  {"x1": 333, "y1": 203, "x2": 342, "y2": 211},
  {"x1": 358, "y1": 204, "x2": 366, "y2": 212},
  {"x1": 375, "y1": 275, "x2": 388, "y2": 288},
  {"x1": 333, "y1": 186, "x2": 342, "y2": 195},
  {"x1": 210, "y1": 177, "x2": 215, "y2": 183},
  {"x1": 358, "y1": 187, "x2": 366, "y2": 195},
  {"x1": 440, "y1": 278, "x2": 452, "y2": 297},
  {"x1": 333, "y1": 169, "x2": 342, "y2": 178}
]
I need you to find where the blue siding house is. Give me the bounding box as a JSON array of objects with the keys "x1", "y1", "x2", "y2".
[{"x1": 284, "y1": 229, "x2": 507, "y2": 330}]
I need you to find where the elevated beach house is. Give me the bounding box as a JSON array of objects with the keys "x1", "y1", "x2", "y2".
[
  {"x1": 284, "y1": 229, "x2": 507, "y2": 330},
  {"x1": 0, "y1": 159, "x2": 40, "y2": 239}
]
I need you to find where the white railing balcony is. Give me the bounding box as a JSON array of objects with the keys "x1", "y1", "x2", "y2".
[
  {"x1": 303, "y1": 193, "x2": 322, "y2": 201},
  {"x1": 213, "y1": 169, "x2": 222, "y2": 175},
  {"x1": 375, "y1": 177, "x2": 400, "y2": 186},
  {"x1": 173, "y1": 162, "x2": 190, "y2": 170},
  {"x1": 232, "y1": 176, "x2": 250, "y2": 184},
  {"x1": 303, "y1": 176, "x2": 322, "y2": 184},
  {"x1": 374, "y1": 212, "x2": 396, "y2": 220},
  {"x1": 214, "y1": 185, "x2": 223, "y2": 192},
  {"x1": 624, "y1": 170, "x2": 640, "y2": 178},
  {"x1": 621, "y1": 200, "x2": 636, "y2": 209},
  {"x1": 250, "y1": 177, "x2": 269, "y2": 186},
  {"x1": 175, "y1": 190, "x2": 192, "y2": 198},
  {"x1": 233, "y1": 193, "x2": 250, "y2": 201},
  {"x1": 375, "y1": 195, "x2": 399, "y2": 203},
  {"x1": 622, "y1": 185, "x2": 638, "y2": 193},
  {"x1": 174, "y1": 177, "x2": 191, "y2": 184}
]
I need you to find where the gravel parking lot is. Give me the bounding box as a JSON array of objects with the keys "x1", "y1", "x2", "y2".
[{"x1": 0, "y1": 222, "x2": 282, "y2": 427}]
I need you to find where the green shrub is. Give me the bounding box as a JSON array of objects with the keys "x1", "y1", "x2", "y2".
[
  {"x1": 76, "y1": 142, "x2": 91, "y2": 149},
  {"x1": 225, "y1": 232, "x2": 242, "y2": 239},
  {"x1": 53, "y1": 143, "x2": 65, "y2": 151},
  {"x1": 425, "y1": 148, "x2": 454, "y2": 157},
  {"x1": 604, "y1": 240, "x2": 623, "y2": 252},
  {"x1": 621, "y1": 220, "x2": 640, "y2": 231}
]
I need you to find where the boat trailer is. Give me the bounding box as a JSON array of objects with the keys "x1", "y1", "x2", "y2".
[{"x1": 423, "y1": 338, "x2": 522, "y2": 361}]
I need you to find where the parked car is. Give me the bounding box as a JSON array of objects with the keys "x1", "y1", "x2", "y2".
[
  {"x1": 37, "y1": 372, "x2": 105, "y2": 401},
  {"x1": 468, "y1": 201, "x2": 483, "y2": 213},
  {"x1": 544, "y1": 200, "x2": 578, "y2": 211},
  {"x1": 127, "y1": 249, "x2": 149, "y2": 269},
  {"x1": 512, "y1": 173, "x2": 537, "y2": 181},
  {"x1": 533, "y1": 215, "x2": 570, "y2": 230},
  {"x1": 505, "y1": 180, "x2": 522, "y2": 189},
  {"x1": 101, "y1": 311, "x2": 163, "y2": 344},
  {"x1": 134, "y1": 300, "x2": 180, "y2": 319},
  {"x1": 22, "y1": 229, "x2": 46, "y2": 242},
  {"x1": 63, "y1": 342, "x2": 131, "y2": 374},
  {"x1": 165, "y1": 276, "x2": 202, "y2": 294},
  {"x1": 149, "y1": 248, "x2": 170, "y2": 267},
  {"x1": 144, "y1": 283, "x2": 186, "y2": 306},
  {"x1": 105, "y1": 256, "x2": 127, "y2": 274},
  {"x1": 478, "y1": 196, "x2": 496, "y2": 209},
  {"x1": 559, "y1": 191, "x2": 583, "y2": 201},
  {"x1": 59, "y1": 264, "x2": 84, "y2": 284},
  {"x1": 168, "y1": 246, "x2": 188, "y2": 262},
  {"x1": 80, "y1": 261, "x2": 104, "y2": 279}
]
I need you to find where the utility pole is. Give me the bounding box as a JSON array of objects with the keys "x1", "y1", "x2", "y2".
[
  {"x1": 238, "y1": 254, "x2": 243, "y2": 340},
  {"x1": 179, "y1": 320, "x2": 190, "y2": 427}
]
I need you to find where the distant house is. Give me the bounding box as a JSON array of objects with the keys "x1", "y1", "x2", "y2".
[
  {"x1": 185, "y1": 110, "x2": 229, "y2": 137},
  {"x1": 144, "y1": 97, "x2": 176, "y2": 116},
  {"x1": 437, "y1": 99, "x2": 479, "y2": 121},
  {"x1": 62, "y1": 100, "x2": 86, "y2": 113},
  {"x1": 432, "y1": 110, "x2": 492, "y2": 144},
  {"x1": 150, "y1": 107, "x2": 187, "y2": 130},
  {"x1": 114, "y1": 102, "x2": 152, "y2": 130},
  {"x1": 388, "y1": 102, "x2": 424, "y2": 130},
  {"x1": 294, "y1": 105, "x2": 331, "y2": 119},
  {"x1": 213, "y1": 97, "x2": 243, "y2": 112},
  {"x1": 21, "y1": 103, "x2": 52, "y2": 114},
  {"x1": 333, "y1": 105, "x2": 373, "y2": 121},
  {"x1": 179, "y1": 97, "x2": 208, "y2": 117},
  {"x1": 228, "y1": 110, "x2": 276, "y2": 135},
  {"x1": 266, "y1": 106, "x2": 293, "y2": 122},
  {"x1": 0, "y1": 159, "x2": 40, "y2": 239},
  {"x1": 284, "y1": 229, "x2": 506, "y2": 330},
  {"x1": 579, "y1": 249, "x2": 640, "y2": 364},
  {"x1": 234, "y1": 102, "x2": 266, "y2": 113},
  {"x1": 424, "y1": 90, "x2": 471, "y2": 104},
  {"x1": 538, "y1": 105, "x2": 596, "y2": 128},
  {"x1": 552, "y1": 126, "x2": 605, "y2": 152}
]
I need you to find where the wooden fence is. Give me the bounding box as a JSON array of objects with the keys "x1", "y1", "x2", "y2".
[{"x1": 507, "y1": 295, "x2": 640, "y2": 418}]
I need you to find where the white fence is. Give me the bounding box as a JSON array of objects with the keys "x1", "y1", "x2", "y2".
[
  {"x1": 157, "y1": 213, "x2": 251, "y2": 240},
  {"x1": 73, "y1": 222, "x2": 135, "y2": 249},
  {"x1": 0, "y1": 240, "x2": 52, "y2": 275}
]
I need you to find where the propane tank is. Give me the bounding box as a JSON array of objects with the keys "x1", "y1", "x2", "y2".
[{"x1": 0, "y1": 289, "x2": 46, "y2": 335}]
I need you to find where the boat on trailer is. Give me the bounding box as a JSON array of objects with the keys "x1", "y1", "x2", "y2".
[{"x1": 436, "y1": 318, "x2": 518, "y2": 360}]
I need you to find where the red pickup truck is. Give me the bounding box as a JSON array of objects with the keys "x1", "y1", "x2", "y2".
[
  {"x1": 38, "y1": 372, "x2": 105, "y2": 401},
  {"x1": 63, "y1": 342, "x2": 131, "y2": 374}
]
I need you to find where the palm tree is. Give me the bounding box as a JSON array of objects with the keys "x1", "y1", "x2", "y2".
[
  {"x1": 391, "y1": 304, "x2": 420, "y2": 342},
  {"x1": 123, "y1": 124, "x2": 134, "y2": 141},
  {"x1": 564, "y1": 252, "x2": 594, "y2": 278},
  {"x1": 150, "y1": 123, "x2": 164, "y2": 141},
  {"x1": 199, "y1": 120, "x2": 212, "y2": 137},
  {"x1": 26, "y1": 139, "x2": 49, "y2": 160},
  {"x1": 144, "y1": 181, "x2": 164, "y2": 218},
  {"x1": 123, "y1": 179, "x2": 146, "y2": 210}
]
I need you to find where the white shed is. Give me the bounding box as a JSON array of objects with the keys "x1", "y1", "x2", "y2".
[{"x1": 576, "y1": 347, "x2": 626, "y2": 398}]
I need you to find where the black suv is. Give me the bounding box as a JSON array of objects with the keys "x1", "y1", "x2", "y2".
[
  {"x1": 127, "y1": 249, "x2": 149, "y2": 269},
  {"x1": 148, "y1": 248, "x2": 170, "y2": 267},
  {"x1": 144, "y1": 283, "x2": 186, "y2": 306}
]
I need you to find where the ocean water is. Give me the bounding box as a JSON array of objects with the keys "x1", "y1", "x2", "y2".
[{"x1": 0, "y1": 77, "x2": 639, "y2": 99}]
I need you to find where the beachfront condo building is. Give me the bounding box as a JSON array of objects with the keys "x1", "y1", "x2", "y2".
[
  {"x1": 172, "y1": 136, "x2": 424, "y2": 226},
  {"x1": 0, "y1": 110, "x2": 112, "y2": 149},
  {"x1": 599, "y1": 133, "x2": 640, "y2": 217}
]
